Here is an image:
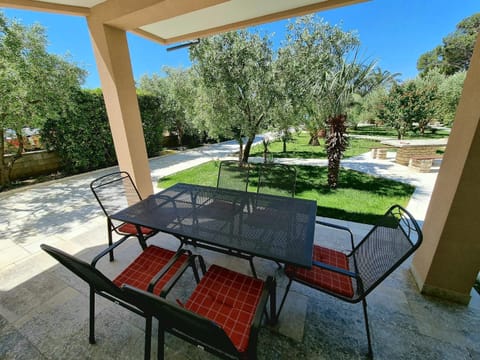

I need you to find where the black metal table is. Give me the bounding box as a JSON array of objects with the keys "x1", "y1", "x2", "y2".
[{"x1": 111, "y1": 183, "x2": 317, "y2": 269}]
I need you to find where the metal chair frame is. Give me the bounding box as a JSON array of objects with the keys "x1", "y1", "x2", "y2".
[
  {"x1": 277, "y1": 205, "x2": 423, "y2": 358},
  {"x1": 253, "y1": 163, "x2": 297, "y2": 272},
  {"x1": 123, "y1": 257, "x2": 275, "y2": 360},
  {"x1": 90, "y1": 171, "x2": 158, "y2": 261},
  {"x1": 256, "y1": 163, "x2": 297, "y2": 198},
  {"x1": 216, "y1": 160, "x2": 250, "y2": 192},
  {"x1": 41, "y1": 243, "x2": 200, "y2": 360}
]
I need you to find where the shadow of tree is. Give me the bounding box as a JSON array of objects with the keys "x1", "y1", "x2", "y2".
[
  {"x1": 1, "y1": 171, "x2": 112, "y2": 246},
  {"x1": 296, "y1": 166, "x2": 414, "y2": 198}
]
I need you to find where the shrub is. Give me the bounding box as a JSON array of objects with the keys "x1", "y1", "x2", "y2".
[{"x1": 42, "y1": 89, "x2": 167, "y2": 175}]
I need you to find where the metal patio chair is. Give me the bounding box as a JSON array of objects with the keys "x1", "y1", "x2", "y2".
[
  {"x1": 188, "y1": 160, "x2": 258, "y2": 277},
  {"x1": 251, "y1": 163, "x2": 297, "y2": 271},
  {"x1": 41, "y1": 243, "x2": 199, "y2": 360},
  {"x1": 90, "y1": 171, "x2": 158, "y2": 261},
  {"x1": 217, "y1": 160, "x2": 250, "y2": 191},
  {"x1": 123, "y1": 259, "x2": 275, "y2": 360},
  {"x1": 256, "y1": 163, "x2": 296, "y2": 198},
  {"x1": 276, "y1": 205, "x2": 423, "y2": 358}
]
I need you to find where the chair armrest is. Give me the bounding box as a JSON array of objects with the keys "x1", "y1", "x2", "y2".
[
  {"x1": 91, "y1": 234, "x2": 130, "y2": 267},
  {"x1": 315, "y1": 220, "x2": 355, "y2": 250},
  {"x1": 249, "y1": 276, "x2": 275, "y2": 346},
  {"x1": 147, "y1": 249, "x2": 192, "y2": 294},
  {"x1": 312, "y1": 260, "x2": 359, "y2": 279}
]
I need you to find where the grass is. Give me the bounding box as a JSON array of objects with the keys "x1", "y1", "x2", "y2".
[
  {"x1": 250, "y1": 132, "x2": 382, "y2": 159},
  {"x1": 158, "y1": 160, "x2": 415, "y2": 225}
]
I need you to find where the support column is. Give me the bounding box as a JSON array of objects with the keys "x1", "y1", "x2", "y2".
[
  {"x1": 411, "y1": 33, "x2": 480, "y2": 304},
  {"x1": 87, "y1": 17, "x2": 153, "y2": 198}
]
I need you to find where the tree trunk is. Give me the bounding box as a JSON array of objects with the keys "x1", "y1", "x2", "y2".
[
  {"x1": 263, "y1": 139, "x2": 269, "y2": 163},
  {"x1": 309, "y1": 129, "x2": 325, "y2": 146},
  {"x1": 282, "y1": 139, "x2": 287, "y2": 153},
  {"x1": 0, "y1": 128, "x2": 8, "y2": 189},
  {"x1": 309, "y1": 134, "x2": 320, "y2": 146},
  {"x1": 237, "y1": 137, "x2": 244, "y2": 163},
  {"x1": 326, "y1": 115, "x2": 348, "y2": 189},
  {"x1": 177, "y1": 125, "x2": 184, "y2": 146},
  {"x1": 0, "y1": 128, "x2": 25, "y2": 189},
  {"x1": 242, "y1": 135, "x2": 255, "y2": 163},
  {"x1": 327, "y1": 157, "x2": 341, "y2": 189}
]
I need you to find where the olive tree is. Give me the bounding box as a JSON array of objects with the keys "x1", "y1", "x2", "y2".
[
  {"x1": 138, "y1": 67, "x2": 198, "y2": 146},
  {"x1": 190, "y1": 30, "x2": 277, "y2": 163},
  {"x1": 278, "y1": 16, "x2": 360, "y2": 146},
  {"x1": 0, "y1": 13, "x2": 85, "y2": 188}
]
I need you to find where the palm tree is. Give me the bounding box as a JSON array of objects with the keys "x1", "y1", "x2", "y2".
[{"x1": 314, "y1": 54, "x2": 376, "y2": 188}]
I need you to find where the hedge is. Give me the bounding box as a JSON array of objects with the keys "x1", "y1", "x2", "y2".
[{"x1": 42, "y1": 89, "x2": 168, "y2": 175}]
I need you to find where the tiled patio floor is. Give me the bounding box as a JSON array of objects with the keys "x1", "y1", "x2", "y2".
[
  {"x1": 1, "y1": 219, "x2": 478, "y2": 360},
  {"x1": 1, "y1": 144, "x2": 478, "y2": 359}
]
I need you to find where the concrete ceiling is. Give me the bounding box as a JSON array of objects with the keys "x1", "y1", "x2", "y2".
[{"x1": 1, "y1": 0, "x2": 367, "y2": 44}]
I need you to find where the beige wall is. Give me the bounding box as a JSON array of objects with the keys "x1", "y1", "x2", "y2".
[
  {"x1": 411, "y1": 33, "x2": 480, "y2": 304},
  {"x1": 87, "y1": 17, "x2": 153, "y2": 199}
]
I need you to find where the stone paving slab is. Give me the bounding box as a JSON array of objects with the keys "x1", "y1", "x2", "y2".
[{"x1": 1, "y1": 137, "x2": 479, "y2": 359}]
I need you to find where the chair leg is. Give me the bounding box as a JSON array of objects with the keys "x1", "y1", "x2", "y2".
[
  {"x1": 89, "y1": 287, "x2": 96, "y2": 344},
  {"x1": 135, "y1": 226, "x2": 147, "y2": 250},
  {"x1": 276, "y1": 278, "x2": 293, "y2": 320},
  {"x1": 196, "y1": 255, "x2": 207, "y2": 275},
  {"x1": 157, "y1": 325, "x2": 165, "y2": 360},
  {"x1": 249, "y1": 257, "x2": 257, "y2": 278},
  {"x1": 269, "y1": 278, "x2": 277, "y2": 325},
  {"x1": 362, "y1": 298, "x2": 373, "y2": 358},
  {"x1": 107, "y1": 220, "x2": 114, "y2": 262},
  {"x1": 144, "y1": 316, "x2": 152, "y2": 360},
  {"x1": 190, "y1": 256, "x2": 201, "y2": 284}
]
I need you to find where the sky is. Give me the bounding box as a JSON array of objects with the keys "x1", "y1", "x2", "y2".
[{"x1": 2, "y1": 0, "x2": 479, "y2": 89}]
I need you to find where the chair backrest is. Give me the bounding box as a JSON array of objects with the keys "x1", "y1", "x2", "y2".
[
  {"x1": 40, "y1": 244, "x2": 125, "y2": 300},
  {"x1": 257, "y1": 163, "x2": 296, "y2": 197},
  {"x1": 90, "y1": 171, "x2": 142, "y2": 218},
  {"x1": 217, "y1": 160, "x2": 249, "y2": 192},
  {"x1": 122, "y1": 285, "x2": 240, "y2": 358},
  {"x1": 350, "y1": 205, "x2": 423, "y2": 298}
]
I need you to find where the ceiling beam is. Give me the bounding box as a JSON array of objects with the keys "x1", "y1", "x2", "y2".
[
  {"x1": 137, "y1": 0, "x2": 369, "y2": 45},
  {"x1": 0, "y1": 0, "x2": 90, "y2": 16},
  {"x1": 90, "y1": 0, "x2": 228, "y2": 30}
]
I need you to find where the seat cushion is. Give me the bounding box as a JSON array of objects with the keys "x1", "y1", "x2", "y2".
[
  {"x1": 285, "y1": 245, "x2": 354, "y2": 298},
  {"x1": 117, "y1": 222, "x2": 155, "y2": 236},
  {"x1": 184, "y1": 265, "x2": 265, "y2": 353},
  {"x1": 113, "y1": 245, "x2": 188, "y2": 295}
]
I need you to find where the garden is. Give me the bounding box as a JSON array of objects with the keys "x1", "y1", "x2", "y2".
[{"x1": 158, "y1": 133, "x2": 416, "y2": 225}]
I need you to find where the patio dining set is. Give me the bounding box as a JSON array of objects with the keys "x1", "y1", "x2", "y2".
[{"x1": 41, "y1": 161, "x2": 423, "y2": 360}]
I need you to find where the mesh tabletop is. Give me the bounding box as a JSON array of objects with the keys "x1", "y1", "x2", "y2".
[{"x1": 112, "y1": 183, "x2": 317, "y2": 268}]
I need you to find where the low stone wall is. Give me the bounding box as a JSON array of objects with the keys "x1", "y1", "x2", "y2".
[
  {"x1": 6, "y1": 151, "x2": 61, "y2": 181},
  {"x1": 395, "y1": 145, "x2": 445, "y2": 166}
]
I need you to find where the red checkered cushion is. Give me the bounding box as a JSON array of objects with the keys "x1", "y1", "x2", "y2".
[
  {"x1": 184, "y1": 265, "x2": 264, "y2": 353},
  {"x1": 118, "y1": 222, "x2": 155, "y2": 236},
  {"x1": 113, "y1": 245, "x2": 188, "y2": 295},
  {"x1": 285, "y1": 245, "x2": 354, "y2": 298}
]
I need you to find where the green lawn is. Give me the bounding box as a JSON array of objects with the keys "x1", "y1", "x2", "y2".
[
  {"x1": 158, "y1": 160, "x2": 415, "y2": 224},
  {"x1": 249, "y1": 132, "x2": 381, "y2": 159}
]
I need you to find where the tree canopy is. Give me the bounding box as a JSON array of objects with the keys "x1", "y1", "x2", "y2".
[
  {"x1": 417, "y1": 13, "x2": 480, "y2": 76},
  {"x1": 0, "y1": 12, "x2": 85, "y2": 187},
  {"x1": 190, "y1": 30, "x2": 277, "y2": 162}
]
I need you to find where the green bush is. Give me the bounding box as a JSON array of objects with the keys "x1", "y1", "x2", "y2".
[
  {"x1": 42, "y1": 89, "x2": 167, "y2": 175},
  {"x1": 138, "y1": 94, "x2": 165, "y2": 157}
]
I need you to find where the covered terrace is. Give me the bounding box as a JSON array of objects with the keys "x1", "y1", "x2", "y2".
[{"x1": 0, "y1": 0, "x2": 479, "y2": 358}]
